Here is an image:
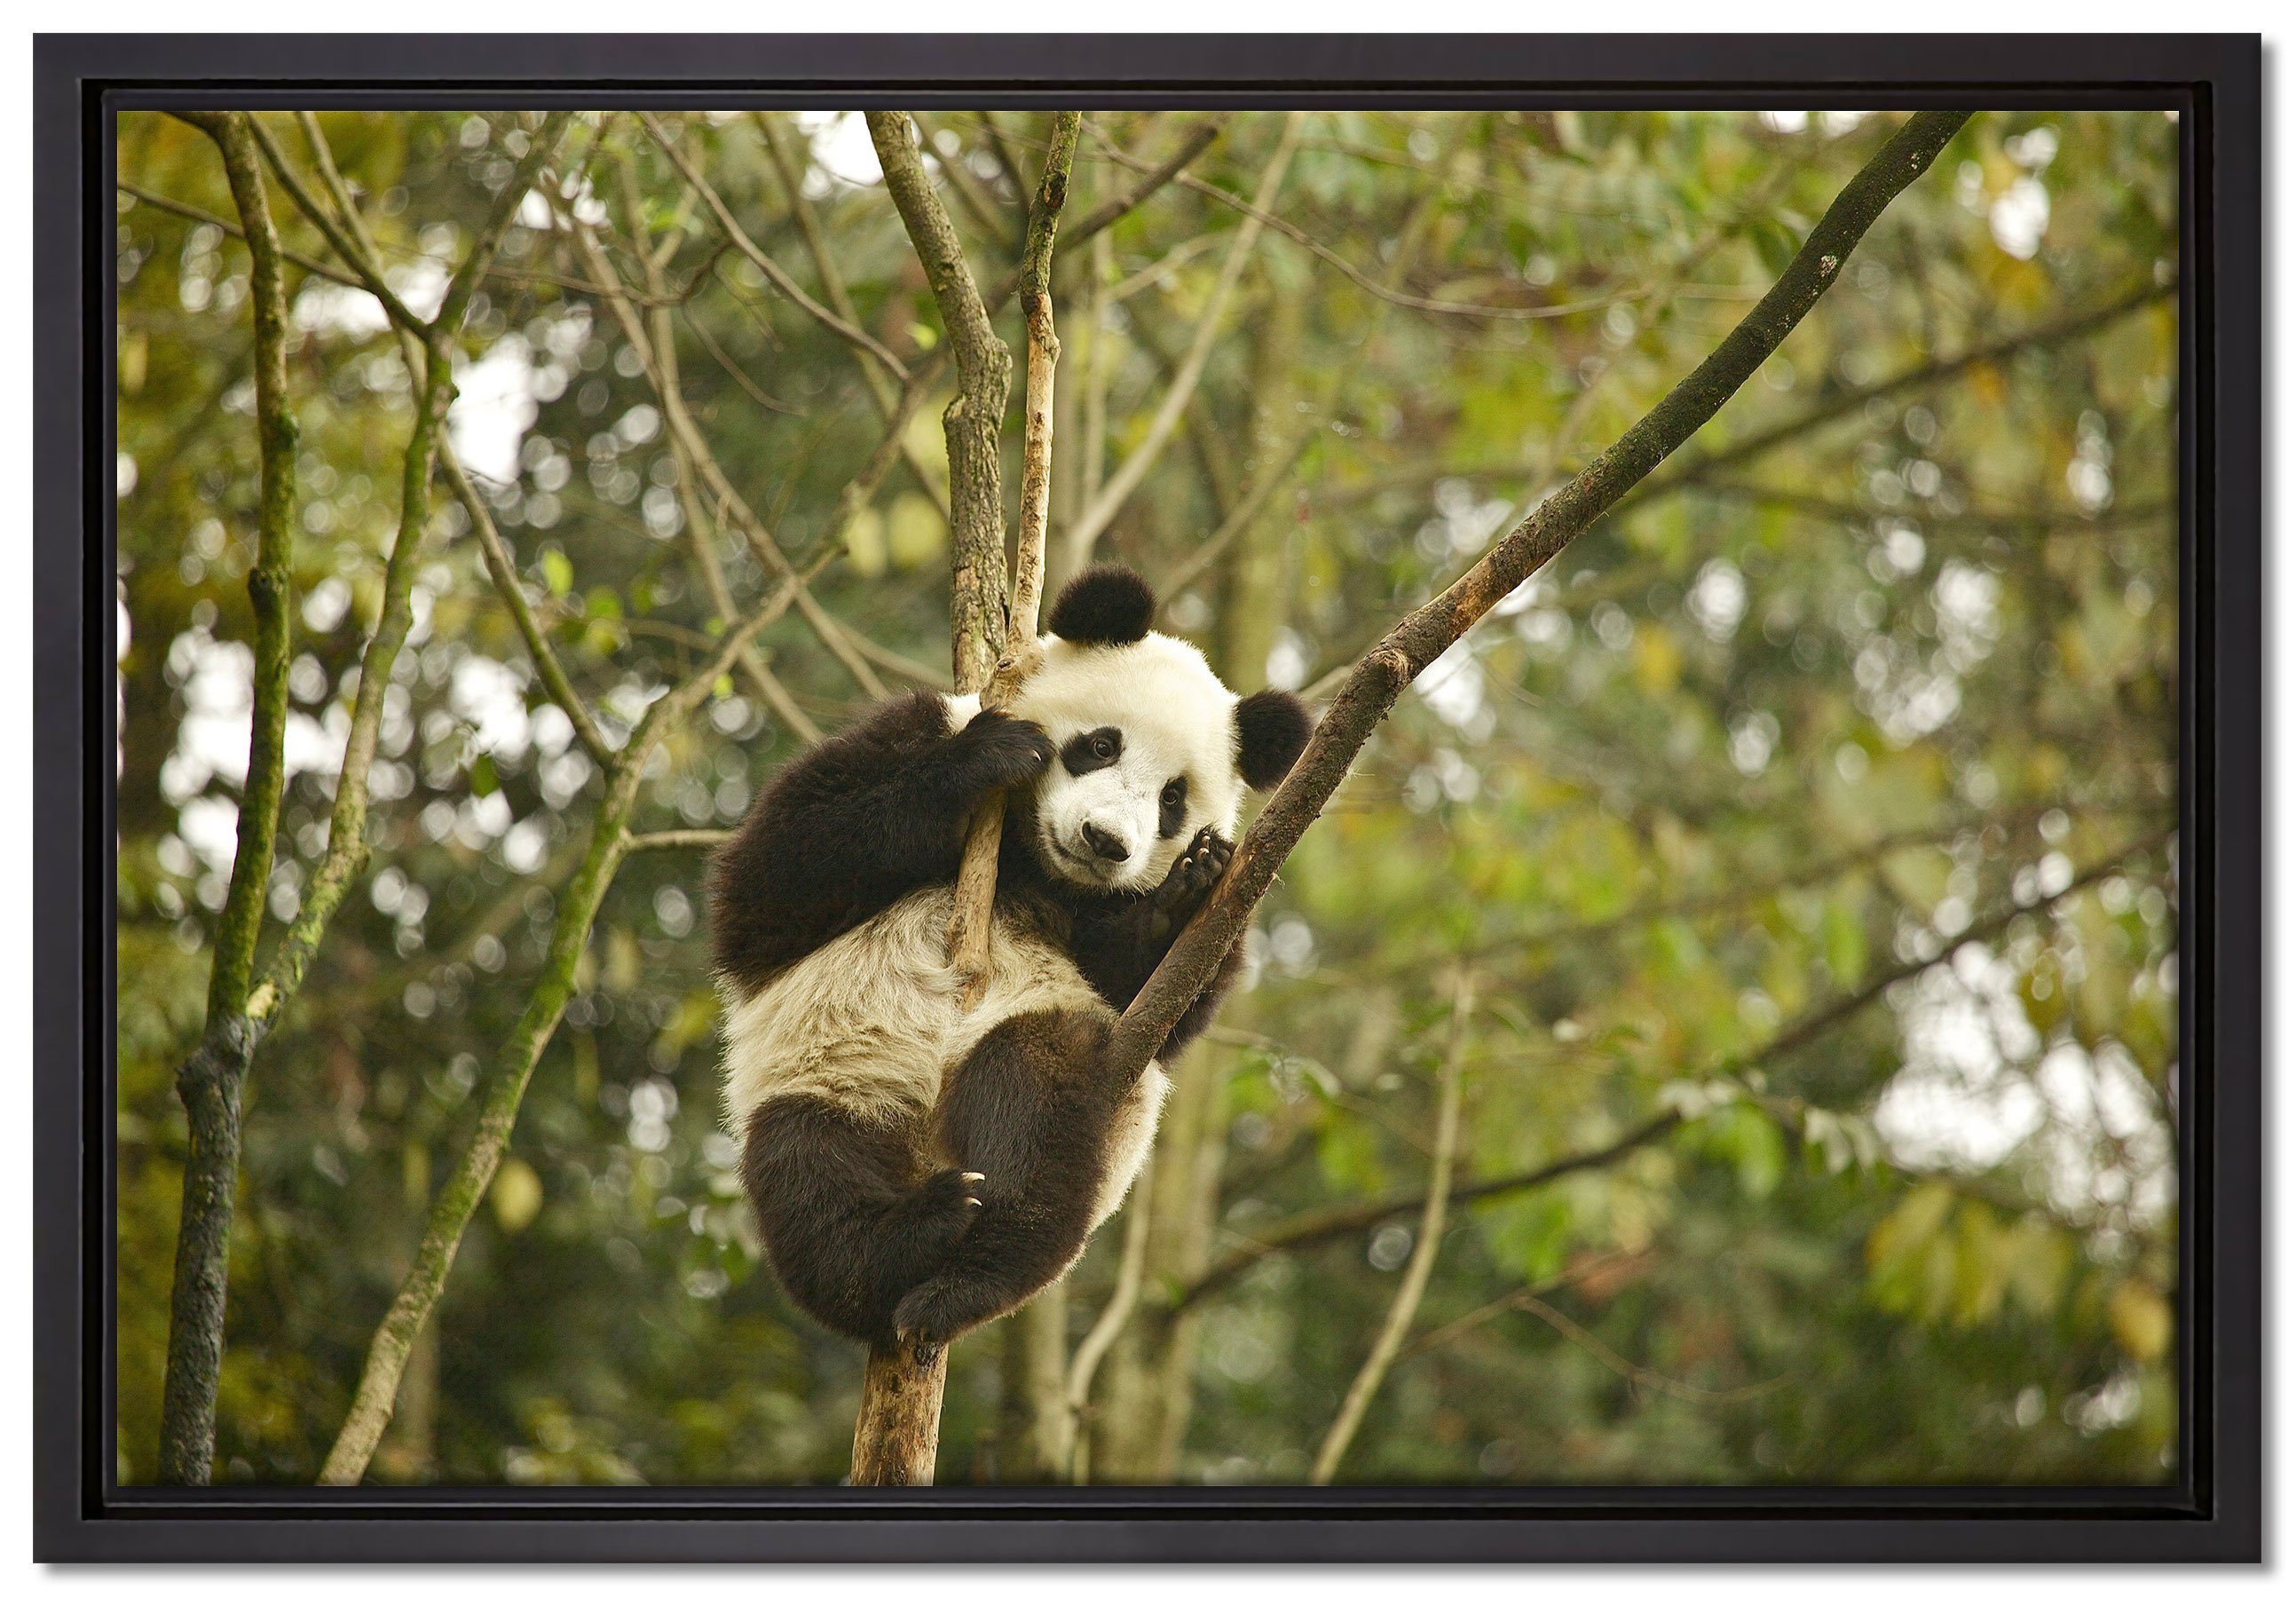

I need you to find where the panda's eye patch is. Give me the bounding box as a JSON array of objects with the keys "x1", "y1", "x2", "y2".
[
  {"x1": 1061, "y1": 727, "x2": 1124, "y2": 776},
  {"x1": 1158, "y1": 777, "x2": 1189, "y2": 839}
]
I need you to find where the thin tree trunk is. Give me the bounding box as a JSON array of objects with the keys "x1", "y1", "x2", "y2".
[
  {"x1": 1059, "y1": 1132, "x2": 1158, "y2": 1480},
  {"x1": 1061, "y1": 115, "x2": 1301, "y2": 573},
  {"x1": 1312, "y1": 981, "x2": 1473, "y2": 1483},
  {"x1": 857, "y1": 108, "x2": 1078, "y2": 1484},
  {"x1": 995, "y1": 1279, "x2": 1073, "y2": 1480},
  {"x1": 155, "y1": 109, "x2": 296, "y2": 1485},
  {"x1": 1092, "y1": 247, "x2": 1304, "y2": 1483}
]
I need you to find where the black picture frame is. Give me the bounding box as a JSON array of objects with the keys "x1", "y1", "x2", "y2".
[{"x1": 38, "y1": 32, "x2": 2261, "y2": 1563}]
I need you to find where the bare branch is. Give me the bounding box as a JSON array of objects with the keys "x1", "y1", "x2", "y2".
[
  {"x1": 949, "y1": 110, "x2": 1078, "y2": 1010},
  {"x1": 1635, "y1": 278, "x2": 2173, "y2": 504},
  {"x1": 1061, "y1": 1125, "x2": 1156, "y2": 1479},
  {"x1": 624, "y1": 828, "x2": 738, "y2": 852},
  {"x1": 116, "y1": 178, "x2": 367, "y2": 293},
  {"x1": 241, "y1": 115, "x2": 573, "y2": 1032},
  {"x1": 1061, "y1": 115, "x2": 1300, "y2": 570},
  {"x1": 443, "y1": 447, "x2": 614, "y2": 767},
  {"x1": 1170, "y1": 821, "x2": 2163, "y2": 1317},
  {"x1": 637, "y1": 112, "x2": 912, "y2": 384},
  {"x1": 869, "y1": 110, "x2": 1014, "y2": 694}
]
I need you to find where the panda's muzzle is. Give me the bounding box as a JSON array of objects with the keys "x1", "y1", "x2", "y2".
[{"x1": 1078, "y1": 821, "x2": 1132, "y2": 864}]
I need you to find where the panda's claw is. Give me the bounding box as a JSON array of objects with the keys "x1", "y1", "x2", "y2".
[
  {"x1": 1152, "y1": 827, "x2": 1232, "y2": 919},
  {"x1": 909, "y1": 1168, "x2": 989, "y2": 1248}
]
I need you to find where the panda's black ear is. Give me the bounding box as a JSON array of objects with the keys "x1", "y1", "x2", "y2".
[
  {"x1": 1047, "y1": 565, "x2": 1155, "y2": 647},
  {"x1": 1235, "y1": 689, "x2": 1314, "y2": 790}
]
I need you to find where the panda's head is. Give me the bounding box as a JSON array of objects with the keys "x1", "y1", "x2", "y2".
[{"x1": 1008, "y1": 565, "x2": 1314, "y2": 895}]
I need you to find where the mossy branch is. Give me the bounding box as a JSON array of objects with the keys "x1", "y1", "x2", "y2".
[
  {"x1": 243, "y1": 112, "x2": 574, "y2": 1032},
  {"x1": 154, "y1": 108, "x2": 298, "y2": 1487},
  {"x1": 318, "y1": 596, "x2": 790, "y2": 1485}
]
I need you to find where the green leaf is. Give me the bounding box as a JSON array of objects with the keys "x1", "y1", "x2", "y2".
[
  {"x1": 1821, "y1": 895, "x2": 1867, "y2": 987},
  {"x1": 540, "y1": 547, "x2": 573, "y2": 597}
]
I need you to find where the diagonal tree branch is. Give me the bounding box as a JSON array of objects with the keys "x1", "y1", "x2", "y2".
[
  {"x1": 154, "y1": 108, "x2": 570, "y2": 1487},
  {"x1": 318, "y1": 579, "x2": 797, "y2": 1486},
  {"x1": 1632, "y1": 278, "x2": 2173, "y2": 504},
  {"x1": 637, "y1": 112, "x2": 911, "y2": 383},
  {"x1": 443, "y1": 448, "x2": 616, "y2": 767},
  {"x1": 115, "y1": 178, "x2": 367, "y2": 292},
  {"x1": 1094, "y1": 111, "x2": 1976, "y2": 1108}
]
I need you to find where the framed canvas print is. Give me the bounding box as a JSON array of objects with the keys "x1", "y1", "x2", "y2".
[{"x1": 35, "y1": 32, "x2": 2260, "y2": 1562}]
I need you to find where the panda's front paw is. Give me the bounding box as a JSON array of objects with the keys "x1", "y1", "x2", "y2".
[
  {"x1": 1152, "y1": 827, "x2": 1234, "y2": 921},
  {"x1": 950, "y1": 709, "x2": 1055, "y2": 795}
]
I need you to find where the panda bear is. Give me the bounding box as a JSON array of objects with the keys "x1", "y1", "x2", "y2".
[{"x1": 710, "y1": 565, "x2": 1314, "y2": 1350}]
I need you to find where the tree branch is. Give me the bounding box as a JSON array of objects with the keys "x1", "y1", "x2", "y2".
[
  {"x1": 318, "y1": 569, "x2": 798, "y2": 1486},
  {"x1": 115, "y1": 178, "x2": 367, "y2": 294},
  {"x1": 623, "y1": 828, "x2": 737, "y2": 852},
  {"x1": 1170, "y1": 820, "x2": 2163, "y2": 1317},
  {"x1": 1061, "y1": 1118, "x2": 1156, "y2": 1480},
  {"x1": 869, "y1": 110, "x2": 1014, "y2": 693},
  {"x1": 1634, "y1": 278, "x2": 2173, "y2": 503},
  {"x1": 556, "y1": 197, "x2": 872, "y2": 716},
  {"x1": 443, "y1": 447, "x2": 615, "y2": 767},
  {"x1": 241, "y1": 115, "x2": 572, "y2": 1032},
  {"x1": 947, "y1": 112, "x2": 1079, "y2": 1010},
  {"x1": 1095, "y1": 109, "x2": 1974, "y2": 1129}
]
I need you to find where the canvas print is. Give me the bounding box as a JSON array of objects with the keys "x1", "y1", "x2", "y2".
[{"x1": 111, "y1": 106, "x2": 2181, "y2": 1490}]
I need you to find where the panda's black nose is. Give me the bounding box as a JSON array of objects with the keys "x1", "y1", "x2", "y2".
[{"x1": 1080, "y1": 822, "x2": 1131, "y2": 864}]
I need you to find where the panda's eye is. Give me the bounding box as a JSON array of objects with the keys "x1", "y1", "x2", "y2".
[
  {"x1": 1158, "y1": 777, "x2": 1188, "y2": 838},
  {"x1": 1061, "y1": 728, "x2": 1125, "y2": 776}
]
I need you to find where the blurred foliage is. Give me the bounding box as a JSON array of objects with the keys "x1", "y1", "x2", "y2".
[{"x1": 114, "y1": 106, "x2": 2180, "y2": 1488}]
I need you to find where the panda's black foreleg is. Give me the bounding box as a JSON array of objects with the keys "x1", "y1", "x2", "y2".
[
  {"x1": 742, "y1": 1096, "x2": 986, "y2": 1348},
  {"x1": 1068, "y1": 827, "x2": 1233, "y2": 1005},
  {"x1": 893, "y1": 1008, "x2": 1128, "y2": 1347},
  {"x1": 1066, "y1": 827, "x2": 1247, "y2": 1055},
  {"x1": 713, "y1": 691, "x2": 1053, "y2": 990}
]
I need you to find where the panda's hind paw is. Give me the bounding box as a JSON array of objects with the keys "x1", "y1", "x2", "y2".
[
  {"x1": 893, "y1": 1276, "x2": 994, "y2": 1349},
  {"x1": 904, "y1": 1168, "x2": 987, "y2": 1250}
]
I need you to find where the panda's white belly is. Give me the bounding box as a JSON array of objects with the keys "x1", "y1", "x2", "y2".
[{"x1": 718, "y1": 886, "x2": 1168, "y2": 1230}]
